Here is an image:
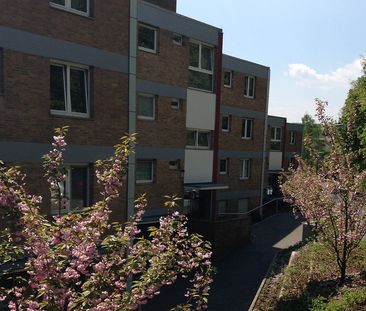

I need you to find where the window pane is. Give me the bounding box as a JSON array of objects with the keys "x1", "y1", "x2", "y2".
[
  {"x1": 50, "y1": 65, "x2": 66, "y2": 111},
  {"x1": 187, "y1": 131, "x2": 196, "y2": 146},
  {"x1": 222, "y1": 116, "x2": 229, "y2": 130},
  {"x1": 224, "y1": 71, "x2": 231, "y2": 86},
  {"x1": 198, "y1": 132, "x2": 210, "y2": 147},
  {"x1": 244, "y1": 76, "x2": 248, "y2": 95},
  {"x1": 70, "y1": 167, "x2": 88, "y2": 210},
  {"x1": 50, "y1": 0, "x2": 65, "y2": 5},
  {"x1": 188, "y1": 70, "x2": 213, "y2": 91},
  {"x1": 276, "y1": 128, "x2": 281, "y2": 140},
  {"x1": 136, "y1": 162, "x2": 152, "y2": 181},
  {"x1": 189, "y1": 42, "x2": 199, "y2": 67},
  {"x1": 71, "y1": 0, "x2": 88, "y2": 12},
  {"x1": 70, "y1": 68, "x2": 87, "y2": 113},
  {"x1": 137, "y1": 95, "x2": 154, "y2": 118},
  {"x1": 249, "y1": 77, "x2": 254, "y2": 97},
  {"x1": 246, "y1": 120, "x2": 252, "y2": 138},
  {"x1": 220, "y1": 160, "x2": 227, "y2": 173},
  {"x1": 245, "y1": 160, "x2": 250, "y2": 178},
  {"x1": 138, "y1": 25, "x2": 156, "y2": 51},
  {"x1": 240, "y1": 160, "x2": 244, "y2": 178},
  {"x1": 201, "y1": 45, "x2": 212, "y2": 71}
]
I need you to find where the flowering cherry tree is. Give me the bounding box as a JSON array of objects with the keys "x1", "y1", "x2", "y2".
[
  {"x1": 282, "y1": 99, "x2": 366, "y2": 285},
  {"x1": 0, "y1": 127, "x2": 213, "y2": 310}
]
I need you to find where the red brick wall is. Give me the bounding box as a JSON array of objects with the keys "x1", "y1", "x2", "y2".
[{"x1": 0, "y1": 0, "x2": 129, "y2": 55}]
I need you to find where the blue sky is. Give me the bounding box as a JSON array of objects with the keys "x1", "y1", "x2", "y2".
[{"x1": 177, "y1": 0, "x2": 366, "y2": 122}]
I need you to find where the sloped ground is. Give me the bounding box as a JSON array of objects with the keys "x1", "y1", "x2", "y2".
[{"x1": 143, "y1": 213, "x2": 305, "y2": 311}]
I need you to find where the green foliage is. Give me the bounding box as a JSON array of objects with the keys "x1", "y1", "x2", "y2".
[{"x1": 340, "y1": 58, "x2": 366, "y2": 169}]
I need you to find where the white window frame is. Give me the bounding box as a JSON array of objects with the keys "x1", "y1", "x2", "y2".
[
  {"x1": 271, "y1": 127, "x2": 282, "y2": 142},
  {"x1": 223, "y1": 70, "x2": 233, "y2": 88},
  {"x1": 136, "y1": 160, "x2": 154, "y2": 184},
  {"x1": 51, "y1": 165, "x2": 90, "y2": 215},
  {"x1": 137, "y1": 93, "x2": 155, "y2": 120},
  {"x1": 240, "y1": 159, "x2": 251, "y2": 180},
  {"x1": 244, "y1": 75, "x2": 255, "y2": 98},
  {"x1": 186, "y1": 129, "x2": 211, "y2": 150},
  {"x1": 290, "y1": 131, "x2": 296, "y2": 144},
  {"x1": 50, "y1": 61, "x2": 90, "y2": 118},
  {"x1": 172, "y1": 33, "x2": 183, "y2": 46},
  {"x1": 49, "y1": 0, "x2": 90, "y2": 17},
  {"x1": 241, "y1": 118, "x2": 253, "y2": 140},
  {"x1": 219, "y1": 159, "x2": 228, "y2": 175},
  {"x1": 138, "y1": 24, "x2": 157, "y2": 54},
  {"x1": 171, "y1": 98, "x2": 180, "y2": 110},
  {"x1": 221, "y1": 115, "x2": 230, "y2": 132}
]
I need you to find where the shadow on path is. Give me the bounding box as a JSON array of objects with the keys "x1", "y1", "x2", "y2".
[{"x1": 143, "y1": 213, "x2": 305, "y2": 311}]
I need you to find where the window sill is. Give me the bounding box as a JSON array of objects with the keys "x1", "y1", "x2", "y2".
[
  {"x1": 49, "y1": 3, "x2": 93, "y2": 19},
  {"x1": 136, "y1": 180, "x2": 153, "y2": 184},
  {"x1": 223, "y1": 84, "x2": 232, "y2": 88},
  {"x1": 50, "y1": 110, "x2": 90, "y2": 120},
  {"x1": 241, "y1": 137, "x2": 253, "y2": 140},
  {"x1": 185, "y1": 146, "x2": 211, "y2": 150},
  {"x1": 244, "y1": 95, "x2": 255, "y2": 99},
  {"x1": 239, "y1": 177, "x2": 250, "y2": 180},
  {"x1": 219, "y1": 172, "x2": 228, "y2": 175},
  {"x1": 137, "y1": 116, "x2": 155, "y2": 121},
  {"x1": 187, "y1": 86, "x2": 214, "y2": 94},
  {"x1": 138, "y1": 46, "x2": 157, "y2": 54},
  {"x1": 222, "y1": 129, "x2": 230, "y2": 133}
]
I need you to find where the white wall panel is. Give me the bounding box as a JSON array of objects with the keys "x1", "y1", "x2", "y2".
[
  {"x1": 186, "y1": 89, "x2": 216, "y2": 130},
  {"x1": 184, "y1": 149, "x2": 213, "y2": 183},
  {"x1": 269, "y1": 152, "x2": 283, "y2": 171}
]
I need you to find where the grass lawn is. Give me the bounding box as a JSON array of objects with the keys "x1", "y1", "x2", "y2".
[{"x1": 253, "y1": 240, "x2": 366, "y2": 311}]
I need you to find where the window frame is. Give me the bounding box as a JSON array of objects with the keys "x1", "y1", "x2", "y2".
[
  {"x1": 50, "y1": 61, "x2": 90, "y2": 118},
  {"x1": 136, "y1": 160, "x2": 154, "y2": 184},
  {"x1": 244, "y1": 75, "x2": 255, "y2": 98},
  {"x1": 290, "y1": 131, "x2": 296, "y2": 145},
  {"x1": 219, "y1": 159, "x2": 228, "y2": 175},
  {"x1": 49, "y1": 0, "x2": 90, "y2": 17},
  {"x1": 137, "y1": 93, "x2": 156, "y2": 120},
  {"x1": 51, "y1": 164, "x2": 90, "y2": 215},
  {"x1": 271, "y1": 127, "x2": 282, "y2": 142},
  {"x1": 138, "y1": 23, "x2": 157, "y2": 54},
  {"x1": 223, "y1": 70, "x2": 233, "y2": 88},
  {"x1": 240, "y1": 159, "x2": 251, "y2": 180},
  {"x1": 188, "y1": 40, "x2": 214, "y2": 92},
  {"x1": 186, "y1": 129, "x2": 212, "y2": 150},
  {"x1": 170, "y1": 98, "x2": 180, "y2": 110},
  {"x1": 221, "y1": 115, "x2": 230, "y2": 132},
  {"x1": 241, "y1": 118, "x2": 253, "y2": 140}
]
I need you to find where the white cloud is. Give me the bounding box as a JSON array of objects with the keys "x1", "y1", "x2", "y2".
[{"x1": 286, "y1": 58, "x2": 363, "y2": 87}]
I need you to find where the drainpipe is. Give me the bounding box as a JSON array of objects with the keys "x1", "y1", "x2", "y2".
[
  {"x1": 282, "y1": 120, "x2": 287, "y2": 170},
  {"x1": 259, "y1": 68, "x2": 270, "y2": 219},
  {"x1": 127, "y1": 0, "x2": 137, "y2": 221},
  {"x1": 211, "y1": 30, "x2": 223, "y2": 221}
]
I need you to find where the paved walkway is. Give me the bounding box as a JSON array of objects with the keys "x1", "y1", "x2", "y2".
[{"x1": 144, "y1": 213, "x2": 305, "y2": 311}]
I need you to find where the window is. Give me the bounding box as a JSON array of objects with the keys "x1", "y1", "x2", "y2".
[
  {"x1": 0, "y1": 48, "x2": 3, "y2": 95},
  {"x1": 241, "y1": 118, "x2": 253, "y2": 139},
  {"x1": 238, "y1": 199, "x2": 249, "y2": 215},
  {"x1": 186, "y1": 130, "x2": 211, "y2": 149},
  {"x1": 169, "y1": 160, "x2": 180, "y2": 170},
  {"x1": 188, "y1": 41, "x2": 214, "y2": 91},
  {"x1": 49, "y1": 0, "x2": 89, "y2": 16},
  {"x1": 51, "y1": 165, "x2": 89, "y2": 214},
  {"x1": 219, "y1": 159, "x2": 228, "y2": 175},
  {"x1": 136, "y1": 161, "x2": 154, "y2": 183},
  {"x1": 218, "y1": 200, "x2": 228, "y2": 215},
  {"x1": 240, "y1": 159, "x2": 250, "y2": 179},
  {"x1": 244, "y1": 75, "x2": 255, "y2": 98},
  {"x1": 290, "y1": 131, "x2": 296, "y2": 144},
  {"x1": 171, "y1": 98, "x2": 180, "y2": 110},
  {"x1": 50, "y1": 62, "x2": 89, "y2": 117},
  {"x1": 172, "y1": 33, "x2": 183, "y2": 46},
  {"x1": 138, "y1": 24, "x2": 157, "y2": 53},
  {"x1": 137, "y1": 94, "x2": 155, "y2": 120},
  {"x1": 221, "y1": 115, "x2": 230, "y2": 132},
  {"x1": 271, "y1": 127, "x2": 282, "y2": 150},
  {"x1": 223, "y1": 70, "x2": 232, "y2": 88}
]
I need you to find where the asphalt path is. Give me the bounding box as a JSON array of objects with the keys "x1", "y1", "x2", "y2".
[{"x1": 144, "y1": 213, "x2": 305, "y2": 311}]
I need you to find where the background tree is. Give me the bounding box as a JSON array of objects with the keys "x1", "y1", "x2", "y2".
[
  {"x1": 282, "y1": 100, "x2": 366, "y2": 286},
  {"x1": 301, "y1": 113, "x2": 324, "y2": 166},
  {"x1": 0, "y1": 129, "x2": 213, "y2": 311},
  {"x1": 340, "y1": 58, "x2": 366, "y2": 170}
]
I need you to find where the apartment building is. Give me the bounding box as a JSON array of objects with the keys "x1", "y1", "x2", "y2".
[{"x1": 0, "y1": 0, "x2": 302, "y2": 251}]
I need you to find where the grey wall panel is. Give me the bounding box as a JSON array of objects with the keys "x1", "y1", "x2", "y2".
[
  {"x1": 221, "y1": 105, "x2": 265, "y2": 119},
  {"x1": 138, "y1": 1, "x2": 220, "y2": 45},
  {"x1": 217, "y1": 190, "x2": 261, "y2": 200},
  {"x1": 0, "y1": 142, "x2": 115, "y2": 163},
  {"x1": 137, "y1": 79, "x2": 187, "y2": 98},
  {"x1": 223, "y1": 55, "x2": 269, "y2": 78},
  {"x1": 136, "y1": 146, "x2": 185, "y2": 159},
  {"x1": 268, "y1": 115, "x2": 286, "y2": 127},
  {"x1": 287, "y1": 123, "x2": 303, "y2": 132},
  {"x1": 0, "y1": 26, "x2": 128, "y2": 73},
  {"x1": 219, "y1": 150, "x2": 265, "y2": 159}
]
